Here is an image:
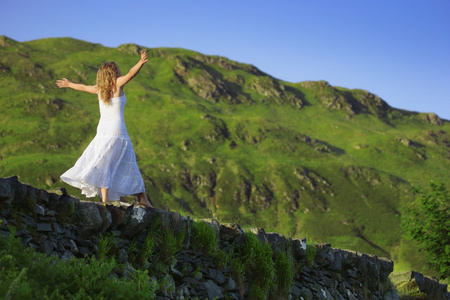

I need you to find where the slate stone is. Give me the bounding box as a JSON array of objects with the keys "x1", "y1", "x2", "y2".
[
  {"x1": 78, "y1": 201, "x2": 103, "y2": 232},
  {"x1": 35, "y1": 204, "x2": 45, "y2": 216},
  {"x1": 79, "y1": 247, "x2": 92, "y2": 257},
  {"x1": 347, "y1": 269, "x2": 358, "y2": 279},
  {"x1": 22, "y1": 216, "x2": 36, "y2": 227},
  {"x1": 37, "y1": 223, "x2": 52, "y2": 232},
  {"x1": 203, "y1": 280, "x2": 223, "y2": 300},
  {"x1": 56, "y1": 240, "x2": 65, "y2": 252},
  {"x1": 61, "y1": 250, "x2": 74, "y2": 260},
  {"x1": 122, "y1": 206, "x2": 150, "y2": 237},
  {"x1": 68, "y1": 239, "x2": 78, "y2": 254},
  {"x1": 53, "y1": 222, "x2": 65, "y2": 234},
  {"x1": 0, "y1": 176, "x2": 17, "y2": 204},
  {"x1": 40, "y1": 240, "x2": 56, "y2": 255},
  {"x1": 45, "y1": 209, "x2": 57, "y2": 217},
  {"x1": 225, "y1": 277, "x2": 237, "y2": 291},
  {"x1": 292, "y1": 285, "x2": 301, "y2": 298},
  {"x1": 219, "y1": 222, "x2": 244, "y2": 242},
  {"x1": 118, "y1": 248, "x2": 128, "y2": 264}
]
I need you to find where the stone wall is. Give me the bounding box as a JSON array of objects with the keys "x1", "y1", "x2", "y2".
[{"x1": 0, "y1": 176, "x2": 448, "y2": 299}]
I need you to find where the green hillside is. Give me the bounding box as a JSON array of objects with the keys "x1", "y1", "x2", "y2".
[{"x1": 1, "y1": 35, "x2": 449, "y2": 275}]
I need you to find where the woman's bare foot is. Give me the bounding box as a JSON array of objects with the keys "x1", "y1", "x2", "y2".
[{"x1": 139, "y1": 192, "x2": 155, "y2": 208}]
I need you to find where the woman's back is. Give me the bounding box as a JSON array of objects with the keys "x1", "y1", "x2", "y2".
[{"x1": 97, "y1": 94, "x2": 128, "y2": 135}]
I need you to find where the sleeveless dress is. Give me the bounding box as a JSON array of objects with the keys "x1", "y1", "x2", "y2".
[{"x1": 60, "y1": 93, "x2": 145, "y2": 200}]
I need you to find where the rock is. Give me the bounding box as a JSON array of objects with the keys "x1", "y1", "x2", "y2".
[
  {"x1": 330, "y1": 249, "x2": 343, "y2": 271},
  {"x1": 78, "y1": 246, "x2": 92, "y2": 256},
  {"x1": 292, "y1": 285, "x2": 301, "y2": 298},
  {"x1": 53, "y1": 223, "x2": 64, "y2": 234},
  {"x1": 347, "y1": 269, "x2": 358, "y2": 279},
  {"x1": 300, "y1": 287, "x2": 314, "y2": 299},
  {"x1": 78, "y1": 201, "x2": 103, "y2": 232},
  {"x1": 37, "y1": 223, "x2": 52, "y2": 232},
  {"x1": 314, "y1": 243, "x2": 333, "y2": 267},
  {"x1": 170, "y1": 265, "x2": 184, "y2": 279},
  {"x1": 266, "y1": 232, "x2": 289, "y2": 254},
  {"x1": 108, "y1": 205, "x2": 126, "y2": 227},
  {"x1": 122, "y1": 205, "x2": 151, "y2": 237},
  {"x1": 22, "y1": 215, "x2": 36, "y2": 227},
  {"x1": 35, "y1": 203, "x2": 45, "y2": 216},
  {"x1": 383, "y1": 290, "x2": 399, "y2": 300},
  {"x1": 61, "y1": 250, "x2": 74, "y2": 260},
  {"x1": 225, "y1": 277, "x2": 237, "y2": 292},
  {"x1": 203, "y1": 280, "x2": 223, "y2": 300},
  {"x1": 420, "y1": 112, "x2": 444, "y2": 125},
  {"x1": 159, "y1": 274, "x2": 176, "y2": 298},
  {"x1": 0, "y1": 176, "x2": 18, "y2": 204},
  {"x1": 292, "y1": 238, "x2": 307, "y2": 260},
  {"x1": 378, "y1": 256, "x2": 394, "y2": 279},
  {"x1": 206, "y1": 268, "x2": 225, "y2": 285},
  {"x1": 40, "y1": 240, "x2": 56, "y2": 255},
  {"x1": 346, "y1": 289, "x2": 358, "y2": 300},
  {"x1": 219, "y1": 223, "x2": 244, "y2": 242},
  {"x1": 247, "y1": 227, "x2": 268, "y2": 243},
  {"x1": 96, "y1": 204, "x2": 112, "y2": 233}
]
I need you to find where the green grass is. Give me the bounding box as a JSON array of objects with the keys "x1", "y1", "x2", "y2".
[{"x1": 1, "y1": 36, "x2": 449, "y2": 277}]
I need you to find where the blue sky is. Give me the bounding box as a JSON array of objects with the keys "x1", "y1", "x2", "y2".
[{"x1": 1, "y1": 0, "x2": 449, "y2": 119}]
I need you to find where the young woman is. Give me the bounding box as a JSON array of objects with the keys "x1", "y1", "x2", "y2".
[{"x1": 56, "y1": 51, "x2": 154, "y2": 208}]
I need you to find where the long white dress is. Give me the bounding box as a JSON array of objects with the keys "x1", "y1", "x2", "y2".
[{"x1": 61, "y1": 94, "x2": 145, "y2": 200}]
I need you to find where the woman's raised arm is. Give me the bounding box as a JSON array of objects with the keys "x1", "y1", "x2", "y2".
[
  {"x1": 116, "y1": 51, "x2": 148, "y2": 87},
  {"x1": 55, "y1": 78, "x2": 97, "y2": 94}
]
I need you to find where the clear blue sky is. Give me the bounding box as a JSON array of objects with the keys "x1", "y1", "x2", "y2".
[{"x1": 1, "y1": 0, "x2": 449, "y2": 120}]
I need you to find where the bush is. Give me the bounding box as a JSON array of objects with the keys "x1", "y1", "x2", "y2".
[
  {"x1": 273, "y1": 251, "x2": 295, "y2": 299},
  {"x1": 235, "y1": 233, "x2": 276, "y2": 299},
  {"x1": 152, "y1": 227, "x2": 185, "y2": 276},
  {"x1": 0, "y1": 227, "x2": 158, "y2": 299},
  {"x1": 191, "y1": 220, "x2": 218, "y2": 256},
  {"x1": 401, "y1": 181, "x2": 450, "y2": 279}
]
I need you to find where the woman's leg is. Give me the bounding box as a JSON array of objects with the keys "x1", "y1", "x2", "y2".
[
  {"x1": 101, "y1": 187, "x2": 109, "y2": 203},
  {"x1": 138, "y1": 192, "x2": 154, "y2": 208}
]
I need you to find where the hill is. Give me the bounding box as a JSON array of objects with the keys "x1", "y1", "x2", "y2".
[{"x1": 1, "y1": 35, "x2": 449, "y2": 275}]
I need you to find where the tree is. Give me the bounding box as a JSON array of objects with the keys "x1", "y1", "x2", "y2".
[{"x1": 401, "y1": 181, "x2": 450, "y2": 279}]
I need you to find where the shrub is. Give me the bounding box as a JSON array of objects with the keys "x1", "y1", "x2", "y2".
[
  {"x1": 401, "y1": 181, "x2": 450, "y2": 279},
  {"x1": 96, "y1": 233, "x2": 121, "y2": 260},
  {"x1": 235, "y1": 233, "x2": 276, "y2": 299},
  {"x1": 135, "y1": 233, "x2": 155, "y2": 268},
  {"x1": 191, "y1": 220, "x2": 218, "y2": 256},
  {"x1": 305, "y1": 240, "x2": 317, "y2": 267},
  {"x1": 214, "y1": 248, "x2": 233, "y2": 270},
  {"x1": 273, "y1": 251, "x2": 295, "y2": 299},
  {"x1": 0, "y1": 226, "x2": 158, "y2": 299},
  {"x1": 153, "y1": 228, "x2": 185, "y2": 275}
]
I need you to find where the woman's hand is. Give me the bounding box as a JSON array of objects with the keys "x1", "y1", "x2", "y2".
[
  {"x1": 140, "y1": 51, "x2": 148, "y2": 65},
  {"x1": 55, "y1": 78, "x2": 71, "y2": 88}
]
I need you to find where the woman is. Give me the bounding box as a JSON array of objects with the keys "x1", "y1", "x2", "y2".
[{"x1": 55, "y1": 51, "x2": 153, "y2": 208}]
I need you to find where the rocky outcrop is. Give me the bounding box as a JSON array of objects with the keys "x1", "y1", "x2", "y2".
[
  {"x1": 1, "y1": 176, "x2": 449, "y2": 299},
  {"x1": 297, "y1": 81, "x2": 393, "y2": 119},
  {"x1": 420, "y1": 112, "x2": 444, "y2": 126}
]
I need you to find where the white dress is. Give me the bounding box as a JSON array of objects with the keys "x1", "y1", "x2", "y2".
[{"x1": 61, "y1": 93, "x2": 145, "y2": 200}]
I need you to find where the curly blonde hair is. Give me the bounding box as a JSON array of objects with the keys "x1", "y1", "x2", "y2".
[{"x1": 96, "y1": 62, "x2": 122, "y2": 105}]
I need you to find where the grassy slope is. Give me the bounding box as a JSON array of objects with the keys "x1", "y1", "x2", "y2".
[{"x1": 1, "y1": 36, "x2": 449, "y2": 276}]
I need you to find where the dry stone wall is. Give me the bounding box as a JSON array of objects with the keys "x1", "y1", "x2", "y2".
[{"x1": 0, "y1": 176, "x2": 448, "y2": 299}]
